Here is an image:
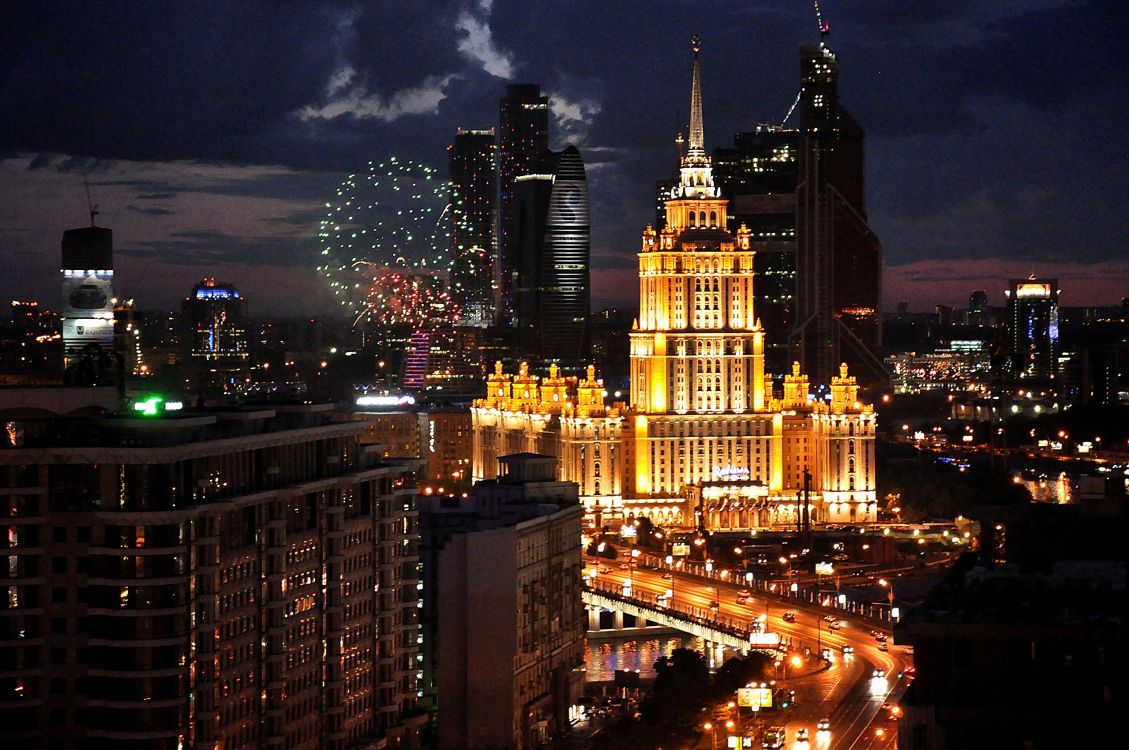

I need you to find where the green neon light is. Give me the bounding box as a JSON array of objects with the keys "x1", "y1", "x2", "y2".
[{"x1": 133, "y1": 397, "x2": 164, "y2": 416}]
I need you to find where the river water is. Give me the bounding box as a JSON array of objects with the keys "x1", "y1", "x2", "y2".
[{"x1": 583, "y1": 634, "x2": 706, "y2": 682}]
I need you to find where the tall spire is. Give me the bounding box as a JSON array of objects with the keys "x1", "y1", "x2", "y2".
[{"x1": 688, "y1": 35, "x2": 704, "y2": 155}]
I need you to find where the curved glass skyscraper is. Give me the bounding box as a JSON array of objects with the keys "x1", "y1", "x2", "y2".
[{"x1": 513, "y1": 145, "x2": 590, "y2": 368}]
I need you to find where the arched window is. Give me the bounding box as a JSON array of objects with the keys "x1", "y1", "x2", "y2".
[
  {"x1": 709, "y1": 211, "x2": 717, "y2": 226},
  {"x1": 699, "y1": 211, "x2": 706, "y2": 225}
]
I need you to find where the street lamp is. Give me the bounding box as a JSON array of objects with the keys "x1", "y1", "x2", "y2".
[
  {"x1": 702, "y1": 721, "x2": 717, "y2": 750},
  {"x1": 629, "y1": 547, "x2": 640, "y2": 593},
  {"x1": 878, "y1": 578, "x2": 897, "y2": 621}
]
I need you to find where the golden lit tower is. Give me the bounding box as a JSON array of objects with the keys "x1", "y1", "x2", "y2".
[
  {"x1": 630, "y1": 36, "x2": 773, "y2": 496},
  {"x1": 471, "y1": 39, "x2": 877, "y2": 530}
]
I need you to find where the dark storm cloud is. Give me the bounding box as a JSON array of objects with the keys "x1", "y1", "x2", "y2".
[
  {"x1": 1, "y1": 0, "x2": 1127, "y2": 313},
  {"x1": 126, "y1": 205, "x2": 176, "y2": 216},
  {"x1": 119, "y1": 229, "x2": 313, "y2": 269}
]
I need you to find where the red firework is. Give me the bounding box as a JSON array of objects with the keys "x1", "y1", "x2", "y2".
[{"x1": 359, "y1": 265, "x2": 460, "y2": 329}]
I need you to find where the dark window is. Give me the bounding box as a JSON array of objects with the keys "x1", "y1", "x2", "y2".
[
  {"x1": 52, "y1": 527, "x2": 67, "y2": 543},
  {"x1": 52, "y1": 618, "x2": 67, "y2": 634},
  {"x1": 50, "y1": 678, "x2": 65, "y2": 695},
  {"x1": 52, "y1": 557, "x2": 67, "y2": 574},
  {"x1": 76, "y1": 527, "x2": 91, "y2": 543},
  {"x1": 53, "y1": 587, "x2": 67, "y2": 603},
  {"x1": 52, "y1": 647, "x2": 67, "y2": 665}
]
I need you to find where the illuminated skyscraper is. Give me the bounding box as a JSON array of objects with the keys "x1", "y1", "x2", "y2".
[
  {"x1": 512, "y1": 145, "x2": 590, "y2": 367},
  {"x1": 498, "y1": 84, "x2": 549, "y2": 326},
  {"x1": 1006, "y1": 276, "x2": 1059, "y2": 380},
  {"x1": 448, "y1": 128, "x2": 497, "y2": 327},
  {"x1": 793, "y1": 44, "x2": 884, "y2": 388},
  {"x1": 183, "y1": 277, "x2": 249, "y2": 394},
  {"x1": 61, "y1": 226, "x2": 115, "y2": 367},
  {"x1": 472, "y1": 39, "x2": 877, "y2": 531}
]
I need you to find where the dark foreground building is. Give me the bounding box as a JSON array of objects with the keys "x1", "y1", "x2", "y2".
[
  {"x1": 0, "y1": 387, "x2": 425, "y2": 750},
  {"x1": 895, "y1": 502, "x2": 1126, "y2": 749}
]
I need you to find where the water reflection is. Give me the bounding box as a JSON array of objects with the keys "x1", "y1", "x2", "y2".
[
  {"x1": 584, "y1": 635, "x2": 705, "y2": 682},
  {"x1": 1016, "y1": 472, "x2": 1073, "y2": 504}
]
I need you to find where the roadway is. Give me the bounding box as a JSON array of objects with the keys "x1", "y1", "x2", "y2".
[{"x1": 588, "y1": 560, "x2": 913, "y2": 749}]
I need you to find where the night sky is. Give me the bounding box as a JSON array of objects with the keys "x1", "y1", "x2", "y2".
[{"x1": 2, "y1": 1, "x2": 1127, "y2": 317}]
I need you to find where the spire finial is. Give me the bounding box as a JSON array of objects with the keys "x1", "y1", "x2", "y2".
[{"x1": 688, "y1": 34, "x2": 704, "y2": 154}]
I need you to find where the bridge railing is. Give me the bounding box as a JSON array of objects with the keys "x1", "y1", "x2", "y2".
[{"x1": 584, "y1": 578, "x2": 760, "y2": 641}]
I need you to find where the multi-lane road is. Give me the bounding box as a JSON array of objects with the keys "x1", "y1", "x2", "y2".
[{"x1": 588, "y1": 560, "x2": 913, "y2": 749}]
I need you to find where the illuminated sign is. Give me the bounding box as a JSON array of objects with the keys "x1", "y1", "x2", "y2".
[
  {"x1": 815, "y1": 562, "x2": 834, "y2": 575},
  {"x1": 713, "y1": 466, "x2": 750, "y2": 481},
  {"x1": 132, "y1": 397, "x2": 184, "y2": 416},
  {"x1": 1015, "y1": 283, "x2": 1051, "y2": 299},
  {"x1": 737, "y1": 687, "x2": 773, "y2": 708},
  {"x1": 671, "y1": 543, "x2": 690, "y2": 557},
  {"x1": 355, "y1": 394, "x2": 416, "y2": 408},
  {"x1": 195, "y1": 287, "x2": 238, "y2": 300}
]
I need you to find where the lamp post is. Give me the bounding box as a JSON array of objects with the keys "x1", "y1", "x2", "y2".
[
  {"x1": 878, "y1": 578, "x2": 897, "y2": 622},
  {"x1": 702, "y1": 721, "x2": 717, "y2": 750},
  {"x1": 629, "y1": 547, "x2": 640, "y2": 596}
]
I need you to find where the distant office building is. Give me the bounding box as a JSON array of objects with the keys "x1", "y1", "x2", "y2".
[
  {"x1": 512, "y1": 146, "x2": 590, "y2": 367},
  {"x1": 352, "y1": 402, "x2": 474, "y2": 493},
  {"x1": 0, "y1": 390, "x2": 425, "y2": 749},
  {"x1": 1005, "y1": 276, "x2": 1059, "y2": 380},
  {"x1": 60, "y1": 226, "x2": 115, "y2": 368},
  {"x1": 968, "y1": 290, "x2": 989, "y2": 327},
  {"x1": 498, "y1": 84, "x2": 550, "y2": 326},
  {"x1": 449, "y1": 128, "x2": 497, "y2": 327},
  {"x1": 419, "y1": 453, "x2": 585, "y2": 750},
  {"x1": 714, "y1": 126, "x2": 800, "y2": 374},
  {"x1": 793, "y1": 44, "x2": 885, "y2": 388},
  {"x1": 183, "y1": 278, "x2": 249, "y2": 394}
]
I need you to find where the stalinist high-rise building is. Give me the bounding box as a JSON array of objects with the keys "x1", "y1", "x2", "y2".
[{"x1": 472, "y1": 39, "x2": 877, "y2": 531}]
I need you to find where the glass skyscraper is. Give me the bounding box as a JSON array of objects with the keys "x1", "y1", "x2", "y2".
[
  {"x1": 497, "y1": 84, "x2": 549, "y2": 327},
  {"x1": 512, "y1": 146, "x2": 590, "y2": 367},
  {"x1": 448, "y1": 128, "x2": 496, "y2": 327}
]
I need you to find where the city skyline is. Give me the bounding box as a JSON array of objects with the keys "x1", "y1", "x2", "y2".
[{"x1": 2, "y1": 2, "x2": 1127, "y2": 316}]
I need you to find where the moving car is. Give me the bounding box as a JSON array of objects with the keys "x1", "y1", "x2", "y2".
[
  {"x1": 873, "y1": 668, "x2": 886, "y2": 679},
  {"x1": 841, "y1": 645, "x2": 854, "y2": 655},
  {"x1": 782, "y1": 612, "x2": 797, "y2": 622},
  {"x1": 736, "y1": 595, "x2": 750, "y2": 604},
  {"x1": 762, "y1": 726, "x2": 786, "y2": 749},
  {"x1": 796, "y1": 728, "x2": 809, "y2": 742},
  {"x1": 661, "y1": 571, "x2": 673, "y2": 580},
  {"x1": 828, "y1": 621, "x2": 841, "y2": 631},
  {"x1": 875, "y1": 633, "x2": 888, "y2": 642},
  {"x1": 878, "y1": 642, "x2": 889, "y2": 652},
  {"x1": 817, "y1": 718, "x2": 831, "y2": 732}
]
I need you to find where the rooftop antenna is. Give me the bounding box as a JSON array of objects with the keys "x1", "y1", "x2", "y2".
[{"x1": 83, "y1": 176, "x2": 99, "y2": 227}]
